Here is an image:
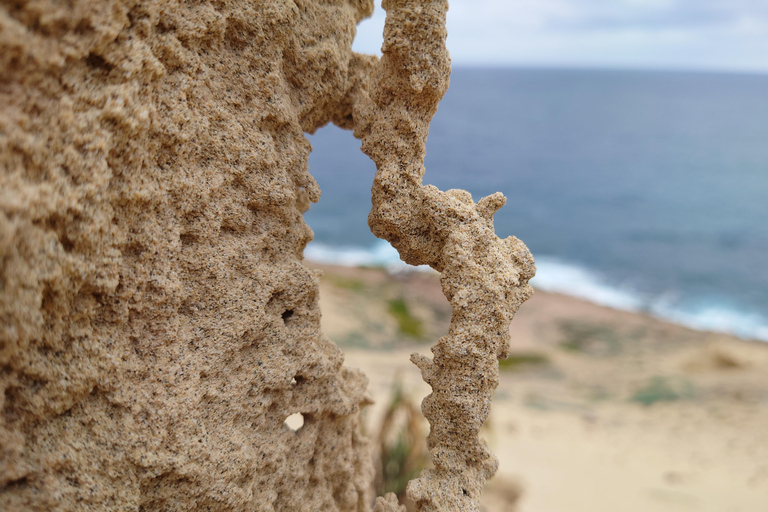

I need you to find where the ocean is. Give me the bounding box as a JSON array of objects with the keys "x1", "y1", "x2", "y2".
[{"x1": 303, "y1": 67, "x2": 768, "y2": 342}]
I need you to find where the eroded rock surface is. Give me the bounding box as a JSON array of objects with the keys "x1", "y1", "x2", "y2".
[
  {"x1": 1, "y1": 1, "x2": 375, "y2": 510},
  {"x1": 352, "y1": 1, "x2": 535, "y2": 510},
  {"x1": 1, "y1": 1, "x2": 534, "y2": 510}
]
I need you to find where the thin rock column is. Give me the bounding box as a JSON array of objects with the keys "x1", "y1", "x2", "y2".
[{"x1": 348, "y1": 1, "x2": 536, "y2": 510}]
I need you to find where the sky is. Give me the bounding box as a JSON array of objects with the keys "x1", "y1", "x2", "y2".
[{"x1": 352, "y1": 0, "x2": 768, "y2": 73}]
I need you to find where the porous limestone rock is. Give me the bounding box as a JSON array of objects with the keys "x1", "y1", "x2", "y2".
[
  {"x1": 0, "y1": 1, "x2": 534, "y2": 510},
  {"x1": 1, "y1": 1, "x2": 375, "y2": 510},
  {"x1": 351, "y1": 1, "x2": 535, "y2": 510}
]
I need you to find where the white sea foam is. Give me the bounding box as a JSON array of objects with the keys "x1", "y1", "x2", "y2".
[
  {"x1": 531, "y1": 257, "x2": 644, "y2": 311},
  {"x1": 305, "y1": 242, "x2": 768, "y2": 342},
  {"x1": 533, "y1": 257, "x2": 768, "y2": 342},
  {"x1": 649, "y1": 301, "x2": 768, "y2": 343},
  {"x1": 304, "y1": 240, "x2": 432, "y2": 273}
]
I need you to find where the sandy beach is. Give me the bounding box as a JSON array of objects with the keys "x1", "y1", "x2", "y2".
[{"x1": 312, "y1": 262, "x2": 768, "y2": 512}]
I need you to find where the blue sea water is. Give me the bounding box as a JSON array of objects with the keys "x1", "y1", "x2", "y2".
[{"x1": 304, "y1": 68, "x2": 768, "y2": 342}]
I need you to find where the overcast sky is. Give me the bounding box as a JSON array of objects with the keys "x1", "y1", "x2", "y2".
[{"x1": 352, "y1": 0, "x2": 768, "y2": 73}]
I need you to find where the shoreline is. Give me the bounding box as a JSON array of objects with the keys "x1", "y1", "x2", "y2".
[{"x1": 306, "y1": 251, "x2": 768, "y2": 345}]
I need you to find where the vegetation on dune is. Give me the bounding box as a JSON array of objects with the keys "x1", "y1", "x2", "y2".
[
  {"x1": 498, "y1": 352, "x2": 549, "y2": 371},
  {"x1": 559, "y1": 321, "x2": 622, "y2": 356},
  {"x1": 327, "y1": 275, "x2": 367, "y2": 292},
  {"x1": 631, "y1": 376, "x2": 695, "y2": 406},
  {"x1": 387, "y1": 297, "x2": 424, "y2": 339},
  {"x1": 375, "y1": 382, "x2": 429, "y2": 508}
]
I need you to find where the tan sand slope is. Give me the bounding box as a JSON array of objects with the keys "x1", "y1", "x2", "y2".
[{"x1": 314, "y1": 263, "x2": 768, "y2": 512}]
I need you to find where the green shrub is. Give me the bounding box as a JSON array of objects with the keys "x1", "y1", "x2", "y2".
[
  {"x1": 631, "y1": 376, "x2": 693, "y2": 406},
  {"x1": 375, "y1": 382, "x2": 429, "y2": 503},
  {"x1": 499, "y1": 352, "x2": 549, "y2": 370},
  {"x1": 387, "y1": 298, "x2": 424, "y2": 339},
  {"x1": 327, "y1": 275, "x2": 366, "y2": 292},
  {"x1": 559, "y1": 321, "x2": 621, "y2": 356}
]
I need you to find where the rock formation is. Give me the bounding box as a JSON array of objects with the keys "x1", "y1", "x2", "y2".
[
  {"x1": 1, "y1": 1, "x2": 375, "y2": 510},
  {"x1": 0, "y1": 1, "x2": 534, "y2": 511},
  {"x1": 351, "y1": 2, "x2": 535, "y2": 510}
]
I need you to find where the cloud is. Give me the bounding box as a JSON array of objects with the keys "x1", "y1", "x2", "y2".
[
  {"x1": 352, "y1": 0, "x2": 768, "y2": 73},
  {"x1": 534, "y1": 0, "x2": 768, "y2": 32}
]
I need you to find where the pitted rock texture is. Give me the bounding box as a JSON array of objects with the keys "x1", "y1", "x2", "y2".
[
  {"x1": 350, "y1": 1, "x2": 536, "y2": 511},
  {"x1": 1, "y1": 1, "x2": 376, "y2": 510},
  {"x1": 1, "y1": 0, "x2": 535, "y2": 510}
]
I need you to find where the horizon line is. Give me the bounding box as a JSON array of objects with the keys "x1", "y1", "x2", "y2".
[{"x1": 447, "y1": 62, "x2": 768, "y2": 77}]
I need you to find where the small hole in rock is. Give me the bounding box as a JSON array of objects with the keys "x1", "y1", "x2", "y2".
[
  {"x1": 284, "y1": 412, "x2": 304, "y2": 432},
  {"x1": 281, "y1": 309, "x2": 294, "y2": 323},
  {"x1": 179, "y1": 233, "x2": 196, "y2": 246},
  {"x1": 85, "y1": 52, "x2": 114, "y2": 72},
  {"x1": 462, "y1": 489, "x2": 469, "y2": 496},
  {"x1": 60, "y1": 236, "x2": 75, "y2": 252}
]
